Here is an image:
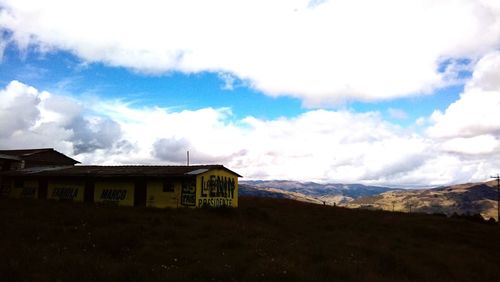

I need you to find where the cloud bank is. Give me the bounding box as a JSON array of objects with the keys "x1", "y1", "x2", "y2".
[
  {"x1": 1, "y1": 0, "x2": 500, "y2": 105},
  {"x1": 2, "y1": 52, "x2": 500, "y2": 186},
  {"x1": 1, "y1": 0, "x2": 500, "y2": 186}
]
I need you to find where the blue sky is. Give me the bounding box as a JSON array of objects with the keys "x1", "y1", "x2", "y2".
[
  {"x1": 0, "y1": 46, "x2": 306, "y2": 120},
  {"x1": 1, "y1": 0, "x2": 500, "y2": 186},
  {"x1": 0, "y1": 45, "x2": 464, "y2": 125}
]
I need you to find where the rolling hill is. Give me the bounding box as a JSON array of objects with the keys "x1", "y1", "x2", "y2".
[
  {"x1": 348, "y1": 180, "x2": 499, "y2": 220},
  {"x1": 240, "y1": 179, "x2": 500, "y2": 220},
  {"x1": 240, "y1": 180, "x2": 400, "y2": 205}
]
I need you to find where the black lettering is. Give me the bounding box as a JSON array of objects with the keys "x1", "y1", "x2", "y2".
[
  {"x1": 228, "y1": 178, "x2": 235, "y2": 198},
  {"x1": 100, "y1": 189, "x2": 127, "y2": 201},
  {"x1": 201, "y1": 176, "x2": 207, "y2": 197},
  {"x1": 120, "y1": 190, "x2": 126, "y2": 200},
  {"x1": 216, "y1": 176, "x2": 221, "y2": 197},
  {"x1": 222, "y1": 177, "x2": 228, "y2": 197},
  {"x1": 209, "y1": 176, "x2": 216, "y2": 197},
  {"x1": 53, "y1": 187, "x2": 78, "y2": 200}
]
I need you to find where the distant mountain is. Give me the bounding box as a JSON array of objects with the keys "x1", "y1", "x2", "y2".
[
  {"x1": 347, "y1": 180, "x2": 499, "y2": 220},
  {"x1": 239, "y1": 184, "x2": 325, "y2": 205},
  {"x1": 239, "y1": 180, "x2": 400, "y2": 205}
]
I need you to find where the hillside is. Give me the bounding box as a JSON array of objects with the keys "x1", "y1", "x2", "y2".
[
  {"x1": 348, "y1": 180, "x2": 499, "y2": 220},
  {"x1": 240, "y1": 180, "x2": 399, "y2": 205},
  {"x1": 239, "y1": 184, "x2": 326, "y2": 205},
  {"x1": 1, "y1": 197, "x2": 500, "y2": 281}
]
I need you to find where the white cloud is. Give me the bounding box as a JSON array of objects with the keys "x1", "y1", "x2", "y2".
[
  {"x1": 1, "y1": 0, "x2": 500, "y2": 105},
  {"x1": 0, "y1": 80, "x2": 129, "y2": 157},
  {"x1": 427, "y1": 52, "x2": 500, "y2": 139},
  {"x1": 217, "y1": 72, "x2": 237, "y2": 90},
  {"x1": 421, "y1": 51, "x2": 500, "y2": 182},
  {"x1": 387, "y1": 108, "x2": 407, "y2": 120},
  {"x1": 2, "y1": 79, "x2": 499, "y2": 186},
  {"x1": 0, "y1": 37, "x2": 7, "y2": 62},
  {"x1": 0, "y1": 80, "x2": 41, "y2": 137},
  {"x1": 440, "y1": 135, "x2": 499, "y2": 155}
]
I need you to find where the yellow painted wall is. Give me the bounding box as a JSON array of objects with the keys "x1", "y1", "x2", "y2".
[
  {"x1": 3, "y1": 169, "x2": 239, "y2": 208},
  {"x1": 195, "y1": 169, "x2": 238, "y2": 208},
  {"x1": 95, "y1": 181, "x2": 134, "y2": 206},
  {"x1": 9, "y1": 180, "x2": 38, "y2": 199},
  {"x1": 146, "y1": 180, "x2": 181, "y2": 208},
  {"x1": 47, "y1": 180, "x2": 84, "y2": 202}
]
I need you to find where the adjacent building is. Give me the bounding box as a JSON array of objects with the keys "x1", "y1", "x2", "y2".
[{"x1": 0, "y1": 148, "x2": 240, "y2": 208}]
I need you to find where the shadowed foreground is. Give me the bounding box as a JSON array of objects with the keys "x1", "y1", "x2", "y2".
[{"x1": 1, "y1": 197, "x2": 499, "y2": 281}]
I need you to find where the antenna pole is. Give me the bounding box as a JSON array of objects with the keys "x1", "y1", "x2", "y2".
[
  {"x1": 187, "y1": 151, "x2": 190, "y2": 166},
  {"x1": 491, "y1": 174, "x2": 500, "y2": 224}
]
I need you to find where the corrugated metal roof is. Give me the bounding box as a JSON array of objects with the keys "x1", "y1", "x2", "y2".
[
  {"x1": 0, "y1": 148, "x2": 54, "y2": 157},
  {"x1": 0, "y1": 153, "x2": 21, "y2": 161},
  {"x1": 0, "y1": 148, "x2": 80, "y2": 164},
  {"x1": 185, "y1": 168, "x2": 210, "y2": 175},
  {"x1": 0, "y1": 165, "x2": 242, "y2": 178}
]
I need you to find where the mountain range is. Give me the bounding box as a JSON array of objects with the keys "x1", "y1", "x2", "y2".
[
  {"x1": 239, "y1": 179, "x2": 499, "y2": 220},
  {"x1": 347, "y1": 180, "x2": 499, "y2": 220},
  {"x1": 239, "y1": 180, "x2": 401, "y2": 205}
]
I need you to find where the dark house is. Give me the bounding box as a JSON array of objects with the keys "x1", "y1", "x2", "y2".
[
  {"x1": 0, "y1": 148, "x2": 240, "y2": 208},
  {"x1": 0, "y1": 148, "x2": 79, "y2": 171}
]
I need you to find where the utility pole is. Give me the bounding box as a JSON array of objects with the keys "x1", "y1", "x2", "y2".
[
  {"x1": 187, "y1": 151, "x2": 190, "y2": 166},
  {"x1": 491, "y1": 174, "x2": 500, "y2": 224}
]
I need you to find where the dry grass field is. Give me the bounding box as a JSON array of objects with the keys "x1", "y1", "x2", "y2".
[{"x1": 1, "y1": 197, "x2": 500, "y2": 281}]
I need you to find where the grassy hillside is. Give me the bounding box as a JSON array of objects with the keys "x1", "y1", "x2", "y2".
[
  {"x1": 1, "y1": 197, "x2": 500, "y2": 281},
  {"x1": 239, "y1": 184, "x2": 327, "y2": 205},
  {"x1": 240, "y1": 180, "x2": 399, "y2": 205},
  {"x1": 348, "y1": 180, "x2": 499, "y2": 220}
]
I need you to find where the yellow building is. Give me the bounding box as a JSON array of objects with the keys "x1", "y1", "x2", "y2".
[{"x1": 0, "y1": 149, "x2": 241, "y2": 208}]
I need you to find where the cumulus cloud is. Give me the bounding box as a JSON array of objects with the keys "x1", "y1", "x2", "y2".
[
  {"x1": 1, "y1": 79, "x2": 499, "y2": 186},
  {"x1": 0, "y1": 80, "x2": 127, "y2": 157},
  {"x1": 423, "y1": 51, "x2": 500, "y2": 180},
  {"x1": 440, "y1": 135, "x2": 499, "y2": 155},
  {"x1": 153, "y1": 138, "x2": 192, "y2": 163},
  {"x1": 1, "y1": 0, "x2": 500, "y2": 105},
  {"x1": 427, "y1": 52, "x2": 500, "y2": 139},
  {"x1": 69, "y1": 116, "x2": 123, "y2": 154},
  {"x1": 152, "y1": 137, "x2": 243, "y2": 164},
  {"x1": 238, "y1": 110, "x2": 433, "y2": 184},
  {"x1": 0, "y1": 80, "x2": 40, "y2": 137}
]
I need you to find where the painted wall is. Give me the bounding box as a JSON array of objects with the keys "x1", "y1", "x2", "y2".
[
  {"x1": 146, "y1": 180, "x2": 181, "y2": 208},
  {"x1": 94, "y1": 181, "x2": 134, "y2": 206},
  {"x1": 3, "y1": 168, "x2": 240, "y2": 208},
  {"x1": 9, "y1": 180, "x2": 38, "y2": 199},
  {"x1": 195, "y1": 169, "x2": 238, "y2": 208},
  {"x1": 47, "y1": 180, "x2": 84, "y2": 201}
]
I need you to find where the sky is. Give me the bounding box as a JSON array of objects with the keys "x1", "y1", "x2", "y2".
[{"x1": 1, "y1": 0, "x2": 500, "y2": 187}]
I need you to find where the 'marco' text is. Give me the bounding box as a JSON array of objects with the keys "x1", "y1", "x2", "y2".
[{"x1": 100, "y1": 189, "x2": 127, "y2": 201}]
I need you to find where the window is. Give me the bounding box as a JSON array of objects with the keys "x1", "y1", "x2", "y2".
[{"x1": 163, "y1": 181, "x2": 174, "y2": 192}]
